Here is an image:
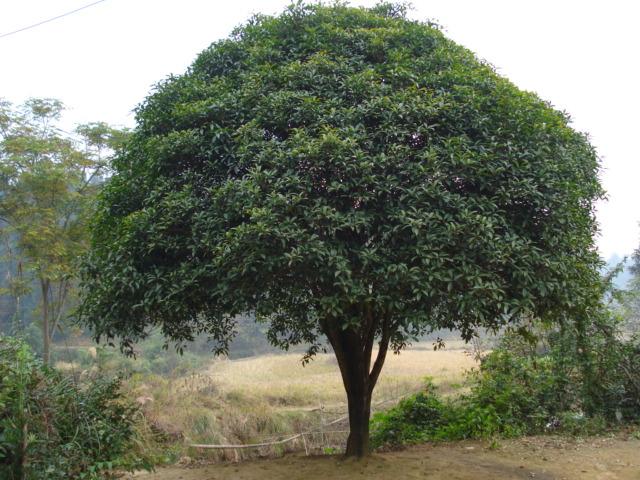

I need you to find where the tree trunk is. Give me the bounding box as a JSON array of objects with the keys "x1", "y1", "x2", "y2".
[
  {"x1": 345, "y1": 379, "x2": 372, "y2": 457},
  {"x1": 40, "y1": 279, "x2": 50, "y2": 366},
  {"x1": 321, "y1": 314, "x2": 391, "y2": 458}
]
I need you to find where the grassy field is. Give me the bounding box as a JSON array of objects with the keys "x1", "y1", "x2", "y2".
[
  {"x1": 203, "y1": 340, "x2": 477, "y2": 407},
  {"x1": 129, "y1": 341, "x2": 479, "y2": 461}
]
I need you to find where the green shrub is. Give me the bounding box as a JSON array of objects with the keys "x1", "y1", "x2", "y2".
[
  {"x1": 91, "y1": 333, "x2": 209, "y2": 377},
  {"x1": 370, "y1": 324, "x2": 640, "y2": 449},
  {"x1": 456, "y1": 351, "x2": 560, "y2": 436},
  {"x1": 51, "y1": 346, "x2": 95, "y2": 367},
  {"x1": 571, "y1": 328, "x2": 640, "y2": 422},
  {"x1": 0, "y1": 336, "x2": 153, "y2": 479},
  {"x1": 436, "y1": 403, "x2": 505, "y2": 440},
  {"x1": 555, "y1": 412, "x2": 607, "y2": 436},
  {"x1": 370, "y1": 383, "x2": 448, "y2": 448}
]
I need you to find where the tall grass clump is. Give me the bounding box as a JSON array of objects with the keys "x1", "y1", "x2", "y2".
[{"x1": 0, "y1": 336, "x2": 153, "y2": 479}]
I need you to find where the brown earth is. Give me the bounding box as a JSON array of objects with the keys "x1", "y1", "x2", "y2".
[{"x1": 132, "y1": 435, "x2": 640, "y2": 480}]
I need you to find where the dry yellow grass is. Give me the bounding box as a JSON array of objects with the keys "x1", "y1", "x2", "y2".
[
  {"x1": 204, "y1": 342, "x2": 478, "y2": 408},
  {"x1": 130, "y1": 343, "x2": 479, "y2": 458}
]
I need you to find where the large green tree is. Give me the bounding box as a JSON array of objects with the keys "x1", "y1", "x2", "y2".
[
  {"x1": 80, "y1": 3, "x2": 603, "y2": 456},
  {"x1": 0, "y1": 99, "x2": 126, "y2": 364}
]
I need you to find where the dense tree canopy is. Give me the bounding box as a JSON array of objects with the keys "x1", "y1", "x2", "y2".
[{"x1": 80, "y1": 3, "x2": 603, "y2": 455}]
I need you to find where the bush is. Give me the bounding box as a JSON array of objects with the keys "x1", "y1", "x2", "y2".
[
  {"x1": 566, "y1": 325, "x2": 640, "y2": 422},
  {"x1": 51, "y1": 346, "x2": 95, "y2": 368},
  {"x1": 436, "y1": 349, "x2": 574, "y2": 440},
  {"x1": 370, "y1": 320, "x2": 640, "y2": 449},
  {"x1": 370, "y1": 382, "x2": 449, "y2": 447},
  {"x1": 452, "y1": 350, "x2": 562, "y2": 437},
  {"x1": 370, "y1": 352, "x2": 560, "y2": 448},
  {"x1": 0, "y1": 336, "x2": 153, "y2": 479}
]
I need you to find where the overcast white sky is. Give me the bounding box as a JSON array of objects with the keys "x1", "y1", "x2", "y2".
[{"x1": 1, "y1": 0, "x2": 638, "y2": 259}]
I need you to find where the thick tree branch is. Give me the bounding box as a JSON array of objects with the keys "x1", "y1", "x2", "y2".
[
  {"x1": 320, "y1": 317, "x2": 353, "y2": 394},
  {"x1": 362, "y1": 305, "x2": 378, "y2": 373},
  {"x1": 368, "y1": 316, "x2": 391, "y2": 393}
]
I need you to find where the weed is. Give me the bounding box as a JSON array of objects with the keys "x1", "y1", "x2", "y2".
[
  {"x1": 0, "y1": 336, "x2": 152, "y2": 479},
  {"x1": 488, "y1": 438, "x2": 501, "y2": 450}
]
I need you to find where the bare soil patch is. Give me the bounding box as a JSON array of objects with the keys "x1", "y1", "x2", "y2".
[{"x1": 132, "y1": 435, "x2": 640, "y2": 480}]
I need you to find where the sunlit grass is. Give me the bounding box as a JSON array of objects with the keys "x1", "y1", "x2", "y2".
[
  {"x1": 203, "y1": 342, "x2": 478, "y2": 408},
  {"x1": 126, "y1": 342, "x2": 479, "y2": 460}
]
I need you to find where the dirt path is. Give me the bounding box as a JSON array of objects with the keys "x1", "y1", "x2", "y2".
[{"x1": 132, "y1": 435, "x2": 639, "y2": 480}]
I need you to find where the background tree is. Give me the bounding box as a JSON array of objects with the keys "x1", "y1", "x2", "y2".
[
  {"x1": 621, "y1": 238, "x2": 640, "y2": 332},
  {"x1": 79, "y1": 3, "x2": 603, "y2": 456},
  {"x1": 628, "y1": 240, "x2": 640, "y2": 289},
  {"x1": 0, "y1": 99, "x2": 126, "y2": 364}
]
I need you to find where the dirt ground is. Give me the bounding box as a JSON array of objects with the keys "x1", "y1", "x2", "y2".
[{"x1": 132, "y1": 435, "x2": 640, "y2": 480}]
